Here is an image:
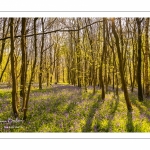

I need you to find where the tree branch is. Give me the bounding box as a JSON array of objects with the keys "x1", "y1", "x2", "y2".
[{"x1": 0, "y1": 20, "x2": 102, "y2": 41}]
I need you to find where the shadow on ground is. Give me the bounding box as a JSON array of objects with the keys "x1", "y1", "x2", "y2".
[
  {"x1": 82, "y1": 97, "x2": 102, "y2": 132},
  {"x1": 126, "y1": 111, "x2": 134, "y2": 132}
]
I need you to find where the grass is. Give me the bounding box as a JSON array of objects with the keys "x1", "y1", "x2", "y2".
[{"x1": 0, "y1": 84, "x2": 150, "y2": 132}]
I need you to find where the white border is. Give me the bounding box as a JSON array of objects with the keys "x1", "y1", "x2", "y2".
[
  {"x1": 0, "y1": 11, "x2": 150, "y2": 18},
  {"x1": 1, "y1": 0, "x2": 150, "y2": 12},
  {"x1": 0, "y1": 133, "x2": 150, "y2": 138}
]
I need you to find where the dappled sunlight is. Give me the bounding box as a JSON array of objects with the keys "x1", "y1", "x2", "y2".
[{"x1": 1, "y1": 85, "x2": 150, "y2": 132}]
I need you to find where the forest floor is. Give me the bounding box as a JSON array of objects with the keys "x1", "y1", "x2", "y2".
[{"x1": 0, "y1": 83, "x2": 150, "y2": 132}]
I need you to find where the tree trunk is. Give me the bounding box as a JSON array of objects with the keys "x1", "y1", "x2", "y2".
[
  {"x1": 112, "y1": 18, "x2": 132, "y2": 111},
  {"x1": 23, "y1": 18, "x2": 38, "y2": 120},
  {"x1": 0, "y1": 53, "x2": 10, "y2": 82},
  {"x1": 49, "y1": 39, "x2": 53, "y2": 84},
  {"x1": 39, "y1": 18, "x2": 44, "y2": 90},
  {"x1": 10, "y1": 18, "x2": 19, "y2": 118},
  {"x1": 99, "y1": 18, "x2": 106, "y2": 100},
  {"x1": 20, "y1": 18, "x2": 27, "y2": 111},
  {"x1": 136, "y1": 18, "x2": 144, "y2": 101},
  {"x1": 77, "y1": 19, "x2": 81, "y2": 87},
  {"x1": 0, "y1": 18, "x2": 9, "y2": 66},
  {"x1": 145, "y1": 18, "x2": 149, "y2": 97}
]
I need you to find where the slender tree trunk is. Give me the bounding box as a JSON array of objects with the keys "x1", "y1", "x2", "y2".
[
  {"x1": 85, "y1": 18, "x2": 96, "y2": 93},
  {"x1": 131, "y1": 30, "x2": 136, "y2": 92},
  {"x1": 99, "y1": 18, "x2": 106, "y2": 100},
  {"x1": 46, "y1": 72, "x2": 49, "y2": 86},
  {"x1": 62, "y1": 65, "x2": 65, "y2": 83},
  {"x1": 0, "y1": 18, "x2": 9, "y2": 65},
  {"x1": 23, "y1": 18, "x2": 38, "y2": 120},
  {"x1": 143, "y1": 58, "x2": 145, "y2": 94},
  {"x1": 49, "y1": 40, "x2": 53, "y2": 84},
  {"x1": 20, "y1": 18, "x2": 27, "y2": 111},
  {"x1": 77, "y1": 19, "x2": 81, "y2": 87},
  {"x1": 84, "y1": 44, "x2": 87, "y2": 92},
  {"x1": 39, "y1": 18, "x2": 44, "y2": 89},
  {"x1": 128, "y1": 58, "x2": 133, "y2": 89},
  {"x1": 10, "y1": 18, "x2": 19, "y2": 118},
  {"x1": 56, "y1": 52, "x2": 59, "y2": 83},
  {"x1": 112, "y1": 51, "x2": 115, "y2": 89},
  {"x1": 136, "y1": 18, "x2": 144, "y2": 101},
  {"x1": 112, "y1": 18, "x2": 132, "y2": 111},
  {"x1": 145, "y1": 18, "x2": 149, "y2": 97},
  {"x1": 116, "y1": 71, "x2": 119, "y2": 96},
  {"x1": 0, "y1": 53, "x2": 10, "y2": 82}
]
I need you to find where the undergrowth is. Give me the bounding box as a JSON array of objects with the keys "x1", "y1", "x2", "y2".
[{"x1": 0, "y1": 85, "x2": 150, "y2": 132}]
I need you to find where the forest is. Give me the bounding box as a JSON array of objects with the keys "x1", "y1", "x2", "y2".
[{"x1": 0, "y1": 17, "x2": 150, "y2": 132}]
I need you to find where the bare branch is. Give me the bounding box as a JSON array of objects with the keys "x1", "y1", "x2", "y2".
[{"x1": 0, "y1": 20, "x2": 102, "y2": 41}]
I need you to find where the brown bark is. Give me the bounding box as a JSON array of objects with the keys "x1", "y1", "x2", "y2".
[
  {"x1": 23, "y1": 18, "x2": 38, "y2": 120},
  {"x1": 112, "y1": 18, "x2": 132, "y2": 111},
  {"x1": 20, "y1": 18, "x2": 27, "y2": 111},
  {"x1": 0, "y1": 20, "x2": 103, "y2": 41},
  {"x1": 99, "y1": 18, "x2": 106, "y2": 100},
  {"x1": 10, "y1": 18, "x2": 19, "y2": 118},
  {"x1": 145, "y1": 18, "x2": 149, "y2": 97},
  {"x1": 0, "y1": 18, "x2": 9, "y2": 65},
  {"x1": 76, "y1": 18, "x2": 81, "y2": 88},
  {"x1": 39, "y1": 18, "x2": 44, "y2": 90},
  {"x1": 85, "y1": 18, "x2": 96, "y2": 93},
  {"x1": 136, "y1": 18, "x2": 144, "y2": 101}
]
